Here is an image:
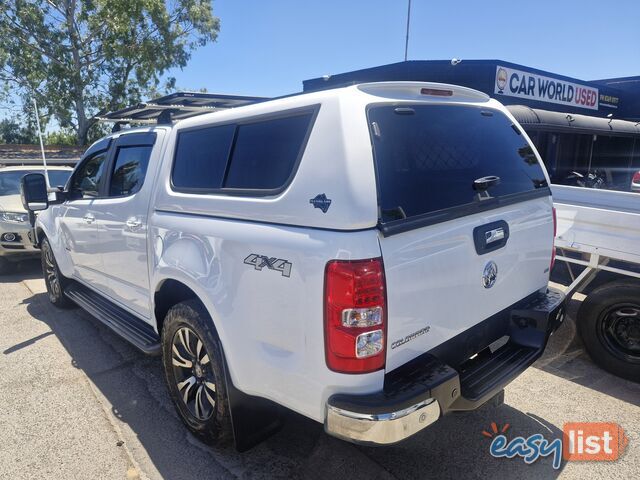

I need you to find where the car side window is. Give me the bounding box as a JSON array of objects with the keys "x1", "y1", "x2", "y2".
[
  {"x1": 172, "y1": 124, "x2": 234, "y2": 190},
  {"x1": 70, "y1": 151, "x2": 108, "y2": 199},
  {"x1": 224, "y1": 113, "x2": 313, "y2": 190},
  {"x1": 171, "y1": 108, "x2": 316, "y2": 194},
  {"x1": 109, "y1": 145, "x2": 153, "y2": 197}
]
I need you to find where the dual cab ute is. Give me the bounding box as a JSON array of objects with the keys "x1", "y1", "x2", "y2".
[{"x1": 21, "y1": 82, "x2": 565, "y2": 449}]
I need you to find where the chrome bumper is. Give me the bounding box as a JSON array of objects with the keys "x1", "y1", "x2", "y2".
[
  {"x1": 324, "y1": 288, "x2": 565, "y2": 446},
  {"x1": 325, "y1": 397, "x2": 440, "y2": 445}
]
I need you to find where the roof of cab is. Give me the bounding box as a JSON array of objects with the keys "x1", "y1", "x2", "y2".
[{"x1": 173, "y1": 81, "x2": 492, "y2": 130}]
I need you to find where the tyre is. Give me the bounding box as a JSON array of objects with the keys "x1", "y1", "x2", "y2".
[
  {"x1": 577, "y1": 281, "x2": 640, "y2": 382},
  {"x1": 41, "y1": 238, "x2": 73, "y2": 308},
  {"x1": 161, "y1": 299, "x2": 233, "y2": 446},
  {"x1": 0, "y1": 257, "x2": 15, "y2": 275}
]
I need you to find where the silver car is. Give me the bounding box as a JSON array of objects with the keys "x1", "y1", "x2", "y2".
[{"x1": 0, "y1": 166, "x2": 72, "y2": 274}]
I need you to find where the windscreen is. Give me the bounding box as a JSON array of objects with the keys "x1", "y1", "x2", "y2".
[
  {"x1": 368, "y1": 104, "x2": 549, "y2": 224},
  {"x1": 0, "y1": 170, "x2": 71, "y2": 196}
]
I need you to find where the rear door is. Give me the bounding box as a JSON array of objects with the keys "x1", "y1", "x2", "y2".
[
  {"x1": 91, "y1": 132, "x2": 160, "y2": 320},
  {"x1": 369, "y1": 103, "x2": 555, "y2": 371}
]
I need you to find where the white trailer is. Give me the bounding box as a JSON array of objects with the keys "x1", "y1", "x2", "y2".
[{"x1": 553, "y1": 184, "x2": 640, "y2": 382}]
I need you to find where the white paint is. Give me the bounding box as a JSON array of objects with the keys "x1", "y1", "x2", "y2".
[{"x1": 37, "y1": 82, "x2": 554, "y2": 423}]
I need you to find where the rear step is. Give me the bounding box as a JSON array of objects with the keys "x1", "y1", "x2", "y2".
[
  {"x1": 458, "y1": 342, "x2": 540, "y2": 401},
  {"x1": 65, "y1": 282, "x2": 161, "y2": 355}
]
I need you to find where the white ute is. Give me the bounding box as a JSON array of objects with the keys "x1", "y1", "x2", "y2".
[{"x1": 21, "y1": 82, "x2": 566, "y2": 450}]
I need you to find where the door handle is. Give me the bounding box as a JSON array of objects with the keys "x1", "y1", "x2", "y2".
[
  {"x1": 126, "y1": 218, "x2": 143, "y2": 229},
  {"x1": 83, "y1": 214, "x2": 95, "y2": 224},
  {"x1": 473, "y1": 220, "x2": 510, "y2": 255},
  {"x1": 485, "y1": 228, "x2": 505, "y2": 244}
]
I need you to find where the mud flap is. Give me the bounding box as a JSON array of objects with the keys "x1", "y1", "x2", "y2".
[{"x1": 222, "y1": 354, "x2": 284, "y2": 452}]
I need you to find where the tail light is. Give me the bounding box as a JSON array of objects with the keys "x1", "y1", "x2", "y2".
[
  {"x1": 550, "y1": 207, "x2": 557, "y2": 271},
  {"x1": 420, "y1": 87, "x2": 453, "y2": 96},
  {"x1": 632, "y1": 171, "x2": 640, "y2": 183},
  {"x1": 324, "y1": 258, "x2": 386, "y2": 373}
]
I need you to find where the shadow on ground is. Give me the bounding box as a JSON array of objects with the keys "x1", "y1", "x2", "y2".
[
  {"x1": 5, "y1": 261, "x2": 636, "y2": 479},
  {"x1": 0, "y1": 258, "x2": 43, "y2": 283},
  {"x1": 533, "y1": 295, "x2": 639, "y2": 407}
]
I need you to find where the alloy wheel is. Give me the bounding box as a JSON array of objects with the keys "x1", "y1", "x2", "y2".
[
  {"x1": 44, "y1": 244, "x2": 61, "y2": 301},
  {"x1": 171, "y1": 326, "x2": 217, "y2": 420}
]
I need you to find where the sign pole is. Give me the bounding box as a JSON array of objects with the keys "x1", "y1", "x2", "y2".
[{"x1": 32, "y1": 98, "x2": 50, "y2": 189}]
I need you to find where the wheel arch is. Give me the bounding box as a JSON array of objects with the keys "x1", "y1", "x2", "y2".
[
  {"x1": 154, "y1": 275, "x2": 285, "y2": 450},
  {"x1": 152, "y1": 276, "x2": 224, "y2": 346},
  {"x1": 35, "y1": 226, "x2": 46, "y2": 246}
]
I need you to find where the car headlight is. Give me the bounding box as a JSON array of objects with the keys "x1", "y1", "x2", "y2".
[{"x1": 0, "y1": 211, "x2": 29, "y2": 223}]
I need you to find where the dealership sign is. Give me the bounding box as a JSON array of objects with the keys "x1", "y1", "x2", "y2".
[{"x1": 495, "y1": 65, "x2": 599, "y2": 110}]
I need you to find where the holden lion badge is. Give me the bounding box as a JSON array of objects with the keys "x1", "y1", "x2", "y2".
[{"x1": 482, "y1": 261, "x2": 498, "y2": 289}]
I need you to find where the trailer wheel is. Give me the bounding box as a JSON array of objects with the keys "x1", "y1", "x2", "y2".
[{"x1": 578, "y1": 282, "x2": 640, "y2": 382}]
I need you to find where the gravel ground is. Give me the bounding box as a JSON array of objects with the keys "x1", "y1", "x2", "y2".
[{"x1": 0, "y1": 261, "x2": 638, "y2": 479}]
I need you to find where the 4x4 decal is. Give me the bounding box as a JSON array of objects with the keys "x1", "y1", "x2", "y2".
[{"x1": 244, "y1": 254, "x2": 292, "y2": 278}]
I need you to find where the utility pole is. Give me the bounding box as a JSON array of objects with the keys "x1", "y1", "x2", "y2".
[{"x1": 404, "y1": 0, "x2": 412, "y2": 61}]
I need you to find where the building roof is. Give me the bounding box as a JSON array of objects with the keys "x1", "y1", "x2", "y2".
[
  {"x1": 304, "y1": 60, "x2": 640, "y2": 121},
  {"x1": 0, "y1": 144, "x2": 81, "y2": 167}
]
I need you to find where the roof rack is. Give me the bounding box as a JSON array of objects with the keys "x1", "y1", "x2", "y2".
[{"x1": 96, "y1": 91, "x2": 270, "y2": 126}]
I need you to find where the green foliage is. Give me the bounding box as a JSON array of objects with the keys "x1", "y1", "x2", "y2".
[
  {"x1": 0, "y1": 0, "x2": 219, "y2": 145},
  {"x1": 0, "y1": 118, "x2": 37, "y2": 144},
  {"x1": 44, "y1": 129, "x2": 76, "y2": 146}
]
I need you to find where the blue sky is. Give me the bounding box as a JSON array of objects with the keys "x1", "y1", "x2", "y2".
[{"x1": 165, "y1": 0, "x2": 640, "y2": 98}]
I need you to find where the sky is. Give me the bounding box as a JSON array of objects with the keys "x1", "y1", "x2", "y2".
[{"x1": 164, "y1": 0, "x2": 640, "y2": 98}]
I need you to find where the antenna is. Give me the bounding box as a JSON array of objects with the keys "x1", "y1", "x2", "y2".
[
  {"x1": 32, "y1": 98, "x2": 50, "y2": 189},
  {"x1": 404, "y1": 0, "x2": 412, "y2": 61}
]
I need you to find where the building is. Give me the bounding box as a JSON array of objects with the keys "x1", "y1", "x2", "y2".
[
  {"x1": 0, "y1": 144, "x2": 80, "y2": 167},
  {"x1": 304, "y1": 60, "x2": 640, "y2": 192}
]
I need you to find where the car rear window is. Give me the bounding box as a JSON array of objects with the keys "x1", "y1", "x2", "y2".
[
  {"x1": 368, "y1": 104, "x2": 549, "y2": 226},
  {"x1": 0, "y1": 170, "x2": 71, "y2": 196}
]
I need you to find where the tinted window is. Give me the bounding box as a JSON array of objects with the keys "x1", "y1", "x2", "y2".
[
  {"x1": 173, "y1": 125, "x2": 234, "y2": 190},
  {"x1": 0, "y1": 170, "x2": 70, "y2": 196},
  {"x1": 531, "y1": 131, "x2": 640, "y2": 193},
  {"x1": 110, "y1": 146, "x2": 153, "y2": 196},
  {"x1": 70, "y1": 152, "x2": 108, "y2": 198},
  {"x1": 224, "y1": 113, "x2": 313, "y2": 190},
  {"x1": 369, "y1": 105, "x2": 548, "y2": 222}
]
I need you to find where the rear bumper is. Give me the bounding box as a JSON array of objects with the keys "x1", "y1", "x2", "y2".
[{"x1": 325, "y1": 287, "x2": 565, "y2": 445}]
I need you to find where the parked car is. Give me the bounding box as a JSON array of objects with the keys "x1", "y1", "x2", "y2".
[
  {"x1": 0, "y1": 166, "x2": 72, "y2": 274},
  {"x1": 21, "y1": 82, "x2": 565, "y2": 450}
]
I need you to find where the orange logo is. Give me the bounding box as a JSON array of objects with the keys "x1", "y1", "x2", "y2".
[
  {"x1": 483, "y1": 421, "x2": 630, "y2": 470},
  {"x1": 563, "y1": 423, "x2": 629, "y2": 462}
]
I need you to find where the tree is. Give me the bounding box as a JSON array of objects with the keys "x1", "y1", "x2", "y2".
[
  {"x1": 0, "y1": 117, "x2": 37, "y2": 143},
  {"x1": 0, "y1": 0, "x2": 219, "y2": 145}
]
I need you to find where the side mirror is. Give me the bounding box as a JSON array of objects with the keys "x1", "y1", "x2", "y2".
[{"x1": 20, "y1": 173, "x2": 49, "y2": 212}]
